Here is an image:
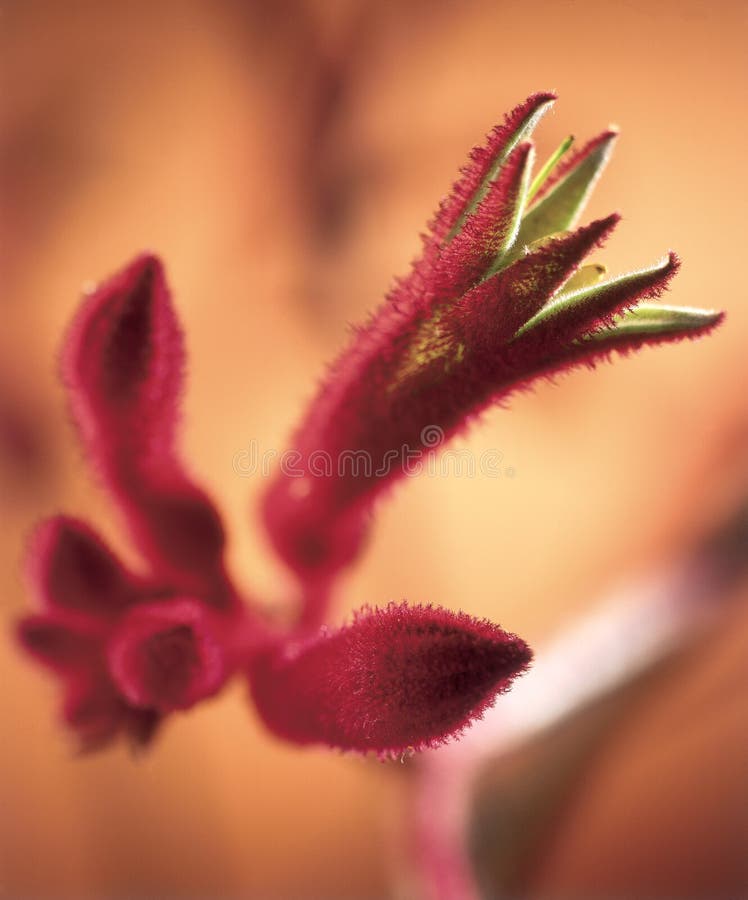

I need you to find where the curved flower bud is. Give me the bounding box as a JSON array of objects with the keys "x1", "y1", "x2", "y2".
[
  {"x1": 107, "y1": 598, "x2": 227, "y2": 712},
  {"x1": 61, "y1": 254, "x2": 229, "y2": 601},
  {"x1": 63, "y1": 254, "x2": 183, "y2": 471},
  {"x1": 250, "y1": 603, "x2": 532, "y2": 756}
]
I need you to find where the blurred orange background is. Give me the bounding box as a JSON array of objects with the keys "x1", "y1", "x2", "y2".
[{"x1": 1, "y1": 1, "x2": 746, "y2": 897}]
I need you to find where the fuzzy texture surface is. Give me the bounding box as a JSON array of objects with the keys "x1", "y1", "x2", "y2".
[
  {"x1": 62, "y1": 254, "x2": 230, "y2": 603},
  {"x1": 250, "y1": 603, "x2": 532, "y2": 756},
  {"x1": 16, "y1": 93, "x2": 722, "y2": 757},
  {"x1": 261, "y1": 97, "x2": 721, "y2": 600},
  {"x1": 18, "y1": 518, "x2": 231, "y2": 747}
]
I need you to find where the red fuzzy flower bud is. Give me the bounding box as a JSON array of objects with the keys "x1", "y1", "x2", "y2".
[
  {"x1": 62, "y1": 254, "x2": 229, "y2": 602},
  {"x1": 250, "y1": 603, "x2": 532, "y2": 756}
]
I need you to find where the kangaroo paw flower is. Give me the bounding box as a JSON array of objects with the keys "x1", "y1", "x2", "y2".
[
  {"x1": 16, "y1": 93, "x2": 722, "y2": 759},
  {"x1": 249, "y1": 602, "x2": 532, "y2": 756},
  {"x1": 262, "y1": 94, "x2": 723, "y2": 598}
]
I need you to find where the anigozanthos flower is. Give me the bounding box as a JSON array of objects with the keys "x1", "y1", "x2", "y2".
[
  {"x1": 17, "y1": 94, "x2": 722, "y2": 758},
  {"x1": 261, "y1": 92, "x2": 723, "y2": 608}
]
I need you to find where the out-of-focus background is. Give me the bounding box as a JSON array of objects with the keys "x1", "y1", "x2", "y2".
[{"x1": 1, "y1": 1, "x2": 746, "y2": 898}]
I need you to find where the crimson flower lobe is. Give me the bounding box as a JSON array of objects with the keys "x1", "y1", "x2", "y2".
[{"x1": 250, "y1": 603, "x2": 532, "y2": 756}]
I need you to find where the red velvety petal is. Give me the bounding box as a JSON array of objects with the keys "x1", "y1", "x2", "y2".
[
  {"x1": 61, "y1": 254, "x2": 228, "y2": 594},
  {"x1": 107, "y1": 599, "x2": 227, "y2": 712},
  {"x1": 17, "y1": 617, "x2": 147, "y2": 750},
  {"x1": 427, "y1": 92, "x2": 555, "y2": 252},
  {"x1": 523, "y1": 308, "x2": 726, "y2": 381},
  {"x1": 436, "y1": 142, "x2": 534, "y2": 297},
  {"x1": 513, "y1": 252, "x2": 681, "y2": 361},
  {"x1": 250, "y1": 602, "x2": 532, "y2": 755},
  {"x1": 17, "y1": 615, "x2": 98, "y2": 673},
  {"x1": 122, "y1": 705, "x2": 161, "y2": 748},
  {"x1": 117, "y1": 476, "x2": 231, "y2": 604},
  {"x1": 62, "y1": 675, "x2": 126, "y2": 751},
  {"x1": 455, "y1": 213, "x2": 620, "y2": 350},
  {"x1": 61, "y1": 673, "x2": 162, "y2": 752},
  {"x1": 25, "y1": 516, "x2": 134, "y2": 618}
]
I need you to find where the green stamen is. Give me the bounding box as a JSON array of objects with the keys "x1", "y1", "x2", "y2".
[{"x1": 527, "y1": 134, "x2": 574, "y2": 204}]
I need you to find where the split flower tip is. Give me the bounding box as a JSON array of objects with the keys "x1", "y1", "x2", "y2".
[
  {"x1": 262, "y1": 96, "x2": 721, "y2": 587},
  {"x1": 518, "y1": 128, "x2": 619, "y2": 246},
  {"x1": 249, "y1": 602, "x2": 532, "y2": 757},
  {"x1": 529, "y1": 127, "x2": 619, "y2": 207},
  {"x1": 513, "y1": 248, "x2": 681, "y2": 346},
  {"x1": 455, "y1": 211, "x2": 622, "y2": 352},
  {"x1": 18, "y1": 589, "x2": 234, "y2": 742}
]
